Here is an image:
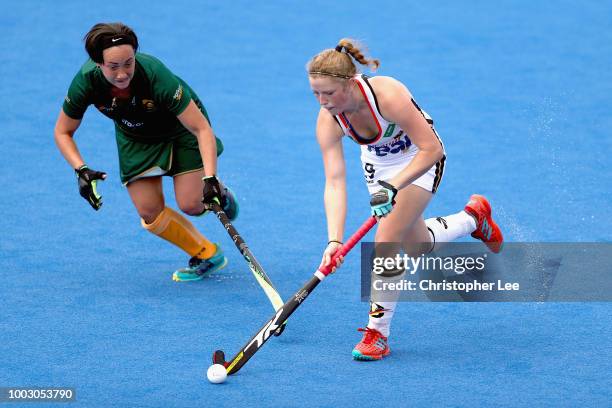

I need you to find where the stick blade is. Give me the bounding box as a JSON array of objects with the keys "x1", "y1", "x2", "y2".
[{"x1": 212, "y1": 349, "x2": 227, "y2": 367}]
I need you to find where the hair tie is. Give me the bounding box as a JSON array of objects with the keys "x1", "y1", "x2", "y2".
[{"x1": 335, "y1": 45, "x2": 343, "y2": 52}]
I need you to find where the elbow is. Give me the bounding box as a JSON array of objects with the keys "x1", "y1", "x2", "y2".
[
  {"x1": 195, "y1": 128, "x2": 215, "y2": 142},
  {"x1": 53, "y1": 127, "x2": 64, "y2": 146},
  {"x1": 53, "y1": 123, "x2": 61, "y2": 139},
  {"x1": 432, "y1": 144, "x2": 445, "y2": 162},
  {"x1": 325, "y1": 179, "x2": 346, "y2": 198},
  {"x1": 54, "y1": 128, "x2": 70, "y2": 146},
  {"x1": 325, "y1": 172, "x2": 346, "y2": 190}
]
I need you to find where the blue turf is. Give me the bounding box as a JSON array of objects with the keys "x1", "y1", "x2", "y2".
[{"x1": 1, "y1": 1, "x2": 611, "y2": 407}]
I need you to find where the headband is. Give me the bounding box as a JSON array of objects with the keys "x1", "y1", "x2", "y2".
[
  {"x1": 308, "y1": 71, "x2": 352, "y2": 79},
  {"x1": 100, "y1": 35, "x2": 134, "y2": 50}
]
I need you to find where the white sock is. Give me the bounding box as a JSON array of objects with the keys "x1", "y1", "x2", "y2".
[
  {"x1": 425, "y1": 211, "x2": 476, "y2": 252},
  {"x1": 367, "y1": 301, "x2": 397, "y2": 338},
  {"x1": 366, "y1": 212, "x2": 476, "y2": 337}
]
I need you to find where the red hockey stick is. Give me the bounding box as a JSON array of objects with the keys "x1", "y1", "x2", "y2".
[{"x1": 213, "y1": 216, "x2": 378, "y2": 375}]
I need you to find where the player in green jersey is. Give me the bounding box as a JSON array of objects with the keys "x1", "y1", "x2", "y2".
[{"x1": 54, "y1": 22, "x2": 237, "y2": 281}]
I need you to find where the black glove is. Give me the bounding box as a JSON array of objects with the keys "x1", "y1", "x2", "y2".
[
  {"x1": 75, "y1": 165, "x2": 107, "y2": 210},
  {"x1": 202, "y1": 175, "x2": 239, "y2": 220},
  {"x1": 202, "y1": 175, "x2": 224, "y2": 207}
]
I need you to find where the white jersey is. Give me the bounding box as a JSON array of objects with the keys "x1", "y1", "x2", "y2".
[{"x1": 333, "y1": 74, "x2": 445, "y2": 194}]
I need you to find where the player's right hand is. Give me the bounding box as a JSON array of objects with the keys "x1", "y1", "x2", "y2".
[
  {"x1": 319, "y1": 241, "x2": 345, "y2": 273},
  {"x1": 75, "y1": 165, "x2": 107, "y2": 211}
]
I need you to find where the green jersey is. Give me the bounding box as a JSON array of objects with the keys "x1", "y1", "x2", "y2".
[{"x1": 63, "y1": 53, "x2": 208, "y2": 142}]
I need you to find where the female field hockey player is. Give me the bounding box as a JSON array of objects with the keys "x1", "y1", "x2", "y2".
[
  {"x1": 54, "y1": 22, "x2": 237, "y2": 281},
  {"x1": 308, "y1": 39, "x2": 503, "y2": 361}
]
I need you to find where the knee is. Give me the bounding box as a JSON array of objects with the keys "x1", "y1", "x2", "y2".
[
  {"x1": 178, "y1": 200, "x2": 205, "y2": 216},
  {"x1": 138, "y1": 205, "x2": 165, "y2": 224}
]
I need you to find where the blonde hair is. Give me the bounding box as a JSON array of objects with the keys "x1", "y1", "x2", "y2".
[{"x1": 307, "y1": 38, "x2": 380, "y2": 79}]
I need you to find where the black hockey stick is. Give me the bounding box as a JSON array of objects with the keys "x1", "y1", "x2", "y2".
[
  {"x1": 206, "y1": 201, "x2": 286, "y2": 336},
  {"x1": 213, "y1": 216, "x2": 378, "y2": 375}
]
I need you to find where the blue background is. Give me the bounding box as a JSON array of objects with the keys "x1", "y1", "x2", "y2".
[{"x1": 1, "y1": 1, "x2": 611, "y2": 407}]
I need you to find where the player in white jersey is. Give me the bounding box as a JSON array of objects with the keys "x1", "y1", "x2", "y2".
[{"x1": 307, "y1": 39, "x2": 504, "y2": 361}]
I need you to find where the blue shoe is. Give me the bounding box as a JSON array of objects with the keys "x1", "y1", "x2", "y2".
[{"x1": 172, "y1": 245, "x2": 228, "y2": 281}]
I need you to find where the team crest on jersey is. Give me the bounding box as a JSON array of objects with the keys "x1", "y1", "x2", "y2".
[
  {"x1": 141, "y1": 99, "x2": 157, "y2": 112},
  {"x1": 369, "y1": 302, "x2": 389, "y2": 318},
  {"x1": 96, "y1": 104, "x2": 112, "y2": 114}
]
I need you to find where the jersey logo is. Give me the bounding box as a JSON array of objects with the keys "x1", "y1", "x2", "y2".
[
  {"x1": 121, "y1": 118, "x2": 144, "y2": 128},
  {"x1": 366, "y1": 133, "x2": 412, "y2": 157},
  {"x1": 173, "y1": 85, "x2": 183, "y2": 101},
  {"x1": 382, "y1": 123, "x2": 396, "y2": 138},
  {"x1": 141, "y1": 99, "x2": 157, "y2": 112},
  {"x1": 96, "y1": 105, "x2": 112, "y2": 114}
]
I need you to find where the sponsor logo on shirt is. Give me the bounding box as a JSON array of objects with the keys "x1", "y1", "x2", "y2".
[
  {"x1": 173, "y1": 85, "x2": 183, "y2": 101},
  {"x1": 121, "y1": 118, "x2": 144, "y2": 128},
  {"x1": 96, "y1": 105, "x2": 112, "y2": 114},
  {"x1": 366, "y1": 133, "x2": 412, "y2": 157},
  {"x1": 382, "y1": 123, "x2": 396, "y2": 138}
]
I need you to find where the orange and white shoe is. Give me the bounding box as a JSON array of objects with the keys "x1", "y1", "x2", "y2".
[
  {"x1": 352, "y1": 327, "x2": 390, "y2": 361},
  {"x1": 464, "y1": 194, "x2": 504, "y2": 253}
]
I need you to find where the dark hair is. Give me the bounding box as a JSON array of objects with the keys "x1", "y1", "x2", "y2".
[
  {"x1": 307, "y1": 38, "x2": 379, "y2": 80},
  {"x1": 84, "y1": 22, "x2": 139, "y2": 63}
]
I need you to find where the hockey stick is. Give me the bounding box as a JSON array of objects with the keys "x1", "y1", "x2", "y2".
[
  {"x1": 212, "y1": 216, "x2": 378, "y2": 375},
  {"x1": 206, "y1": 201, "x2": 286, "y2": 336}
]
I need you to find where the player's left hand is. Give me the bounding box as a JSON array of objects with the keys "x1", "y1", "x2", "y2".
[
  {"x1": 202, "y1": 175, "x2": 239, "y2": 221},
  {"x1": 202, "y1": 175, "x2": 224, "y2": 207},
  {"x1": 369, "y1": 180, "x2": 398, "y2": 217},
  {"x1": 319, "y1": 241, "x2": 344, "y2": 273}
]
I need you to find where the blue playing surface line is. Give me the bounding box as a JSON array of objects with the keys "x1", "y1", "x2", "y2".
[{"x1": 1, "y1": 1, "x2": 611, "y2": 407}]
